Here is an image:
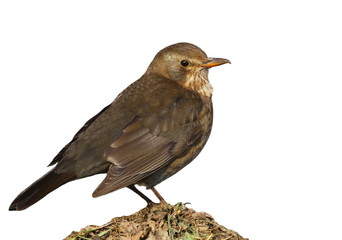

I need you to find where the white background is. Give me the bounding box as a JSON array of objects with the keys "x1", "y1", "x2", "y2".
[{"x1": 1, "y1": 1, "x2": 341, "y2": 239}]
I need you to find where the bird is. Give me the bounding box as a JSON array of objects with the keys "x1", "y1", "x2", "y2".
[{"x1": 9, "y1": 42, "x2": 230, "y2": 211}]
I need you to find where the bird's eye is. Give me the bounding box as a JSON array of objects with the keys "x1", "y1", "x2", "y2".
[{"x1": 180, "y1": 60, "x2": 189, "y2": 67}]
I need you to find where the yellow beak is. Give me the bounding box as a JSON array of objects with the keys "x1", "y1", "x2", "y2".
[{"x1": 200, "y1": 58, "x2": 231, "y2": 68}]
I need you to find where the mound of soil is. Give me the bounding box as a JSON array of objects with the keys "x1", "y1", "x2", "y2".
[{"x1": 65, "y1": 202, "x2": 247, "y2": 240}]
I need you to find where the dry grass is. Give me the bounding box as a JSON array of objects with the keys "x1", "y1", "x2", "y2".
[{"x1": 64, "y1": 202, "x2": 247, "y2": 240}]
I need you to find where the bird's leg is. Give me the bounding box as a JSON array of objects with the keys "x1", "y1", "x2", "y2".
[
  {"x1": 151, "y1": 187, "x2": 167, "y2": 204},
  {"x1": 128, "y1": 185, "x2": 152, "y2": 204}
]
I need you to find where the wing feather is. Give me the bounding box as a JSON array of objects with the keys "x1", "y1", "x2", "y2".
[{"x1": 93, "y1": 121, "x2": 176, "y2": 196}]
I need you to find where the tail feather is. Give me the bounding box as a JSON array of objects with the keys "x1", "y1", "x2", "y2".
[{"x1": 9, "y1": 169, "x2": 75, "y2": 211}]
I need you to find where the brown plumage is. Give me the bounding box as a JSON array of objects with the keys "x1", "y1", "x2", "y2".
[{"x1": 9, "y1": 42, "x2": 230, "y2": 210}]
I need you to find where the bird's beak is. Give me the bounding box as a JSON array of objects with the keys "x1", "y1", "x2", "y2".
[{"x1": 200, "y1": 58, "x2": 231, "y2": 68}]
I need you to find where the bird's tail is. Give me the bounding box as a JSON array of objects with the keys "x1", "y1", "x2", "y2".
[{"x1": 9, "y1": 169, "x2": 75, "y2": 211}]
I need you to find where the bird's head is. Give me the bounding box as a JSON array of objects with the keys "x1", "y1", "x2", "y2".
[{"x1": 146, "y1": 42, "x2": 230, "y2": 97}]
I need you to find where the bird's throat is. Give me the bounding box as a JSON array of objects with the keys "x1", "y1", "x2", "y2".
[{"x1": 183, "y1": 71, "x2": 213, "y2": 98}]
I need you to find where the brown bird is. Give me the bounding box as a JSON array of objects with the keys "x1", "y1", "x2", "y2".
[{"x1": 9, "y1": 42, "x2": 230, "y2": 211}]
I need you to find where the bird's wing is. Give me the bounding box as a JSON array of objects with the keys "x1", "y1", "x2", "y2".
[{"x1": 93, "y1": 84, "x2": 205, "y2": 197}]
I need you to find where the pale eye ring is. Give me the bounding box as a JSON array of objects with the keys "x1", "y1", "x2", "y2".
[{"x1": 180, "y1": 60, "x2": 189, "y2": 67}]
